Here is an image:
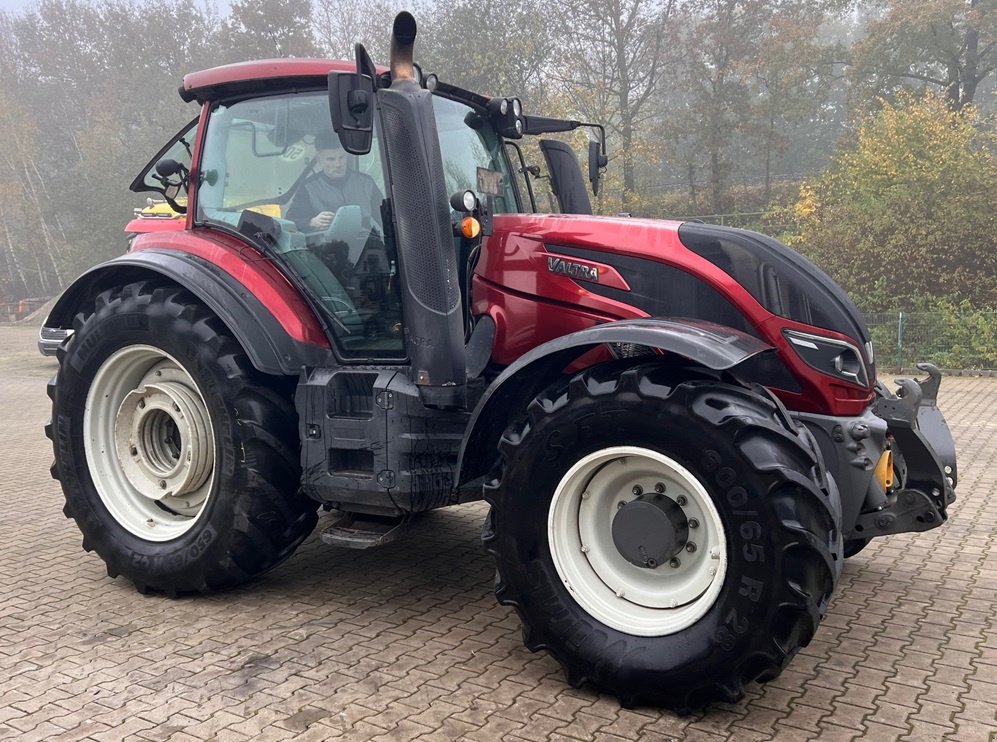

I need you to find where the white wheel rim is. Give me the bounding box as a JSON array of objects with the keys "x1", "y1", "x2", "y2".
[
  {"x1": 83, "y1": 345, "x2": 216, "y2": 541},
  {"x1": 547, "y1": 446, "x2": 727, "y2": 636}
]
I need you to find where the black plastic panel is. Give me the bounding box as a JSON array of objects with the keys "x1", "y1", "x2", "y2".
[
  {"x1": 677, "y1": 223, "x2": 870, "y2": 345},
  {"x1": 550, "y1": 245, "x2": 757, "y2": 336}
]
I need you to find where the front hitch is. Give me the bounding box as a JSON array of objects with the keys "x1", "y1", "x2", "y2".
[{"x1": 856, "y1": 363, "x2": 957, "y2": 538}]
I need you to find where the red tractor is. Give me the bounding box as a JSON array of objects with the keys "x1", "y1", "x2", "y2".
[{"x1": 45, "y1": 14, "x2": 957, "y2": 711}]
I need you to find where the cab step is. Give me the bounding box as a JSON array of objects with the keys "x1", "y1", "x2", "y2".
[{"x1": 320, "y1": 512, "x2": 410, "y2": 549}]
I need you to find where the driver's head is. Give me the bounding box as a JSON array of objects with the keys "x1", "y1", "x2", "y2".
[{"x1": 314, "y1": 131, "x2": 350, "y2": 181}]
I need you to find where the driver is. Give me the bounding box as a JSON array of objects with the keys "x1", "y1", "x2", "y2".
[{"x1": 286, "y1": 131, "x2": 383, "y2": 232}]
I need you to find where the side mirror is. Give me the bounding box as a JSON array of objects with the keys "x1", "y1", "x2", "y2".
[
  {"x1": 329, "y1": 71, "x2": 375, "y2": 155},
  {"x1": 588, "y1": 140, "x2": 608, "y2": 197},
  {"x1": 153, "y1": 159, "x2": 188, "y2": 214}
]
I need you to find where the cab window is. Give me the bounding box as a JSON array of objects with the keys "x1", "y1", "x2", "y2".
[{"x1": 433, "y1": 96, "x2": 520, "y2": 213}]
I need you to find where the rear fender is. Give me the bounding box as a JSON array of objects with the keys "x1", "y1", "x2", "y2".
[
  {"x1": 455, "y1": 318, "x2": 772, "y2": 490},
  {"x1": 45, "y1": 251, "x2": 334, "y2": 375}
]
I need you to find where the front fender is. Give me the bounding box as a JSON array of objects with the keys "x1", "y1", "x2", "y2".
[
  {"x1": 45, "y1": 250, "x2": 334, "y2": 375},
  {"x1": 455, "y1": 318, "x2": 772, "y2": 490}
]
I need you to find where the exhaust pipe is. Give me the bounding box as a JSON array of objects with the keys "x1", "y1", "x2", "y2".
[
  {"x1": 390, "y1": 12, "x2": 417, "y2": 82},
  {"x1": 379, "y1": 13, "x2": 467, "y2": 408}
]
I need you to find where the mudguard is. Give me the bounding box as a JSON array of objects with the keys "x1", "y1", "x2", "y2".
[
  {"x1": 455, "y1": 318, "x2": 772, "y2": 490},
  {"x1": 44, "y1": 250, "x2": 334, "y2": 375}
]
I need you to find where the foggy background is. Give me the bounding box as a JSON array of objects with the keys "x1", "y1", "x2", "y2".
[{"x1": 1, "y1": 0, "x2": 994, "y2": 362}]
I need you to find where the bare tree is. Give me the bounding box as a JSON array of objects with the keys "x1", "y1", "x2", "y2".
[
  {"x1": 313, "y1": 0, "x2": 401, "y2": 62},
  {"x1": 547, "y1": 0, "x2": 679, "y2": 212},
  {"x1": 851, "y1": 0, "x2": 996, "y2": 111}
]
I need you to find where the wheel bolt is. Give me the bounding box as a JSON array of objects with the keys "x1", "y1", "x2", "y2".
[
  {"x1": 159, "y1": 480, "x2": 167, "y2": 489},
  {"x1": 130, "y1": 446, "x2": 138, "y2": 457},
  {"x1": 646, "y1": 558, "x2": 658, "y2": 568},
  {"x1": 669, "y1": 558, "x2": 681, "y2": 568},
  {"x1": 654, "y1": 482, "x2": 665, "y2": 493},
  {"x1": 676, "y1": 495, "x2": 688, "y2": 506},
  {"x1": 688, "y1": 518, "x2": 699, "y2": 529},
  {"x1": 617, "y1": 501, "x2": 626, "y2": 510},
  {"x1": 686, "y1": 542, "x2": 697, "y2": 553},
  {"x1": 632, "y1": 485, "x2": 643, "y2": 496},
  {"x1": 138, "y1": 400, "x2": 146, "y2": 409}
]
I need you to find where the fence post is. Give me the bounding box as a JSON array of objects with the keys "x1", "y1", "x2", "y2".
[{"x1": 896, "y1": 311, "x2": 904, "y2": 371}]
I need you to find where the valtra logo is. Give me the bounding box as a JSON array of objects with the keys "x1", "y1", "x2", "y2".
[{"x1": 547, "y1": 256, "x2": 600, "y2": 282}]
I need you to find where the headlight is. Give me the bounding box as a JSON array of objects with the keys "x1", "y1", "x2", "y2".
[{"x1": 784, "y1": 329, "x2": 869, "y2": 387}]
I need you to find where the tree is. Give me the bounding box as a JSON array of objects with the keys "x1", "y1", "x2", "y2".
[
  {"x1": 220, "y1": 0, "x2": 320, "y2": 61},
  {"x1": 792, "y1": 92, "x2": 997, "y2": 308},
  {"x1": 673, "y1": 0, "x2": 845, "y2": 215},
  {"x1": 746, "y1": 11, "x2": 842, "y2": 201},
  {"x1": 546, "y1": 0, "x2": 679, "y2": 212},
  {"x1": 313, "y1": 0, "x2": 401, "y2": 63},
  {"x1": 850, "y1": 0, "x2": 997, "y2": 111},
  {"x1": 417, "y1": 0, "x2": 554, "y2": 109},
  {"x1": 0, "y1": 0, "x2": 224, "y2": 298}
]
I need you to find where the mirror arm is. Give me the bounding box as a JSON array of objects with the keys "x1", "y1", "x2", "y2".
[{"x1": 505, "y1": 141, "x2": 538, "y2": 213}]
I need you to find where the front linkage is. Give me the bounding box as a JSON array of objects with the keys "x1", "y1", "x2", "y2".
[{"x1": 860, "y1": 363, "x2": 956, "y2": 537}]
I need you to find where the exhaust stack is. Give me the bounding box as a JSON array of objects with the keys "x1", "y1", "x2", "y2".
[
  {"x1": 390, "y1": 12, "x2": 417, "y2": 82},
  {"x1": 379, "y1": 13, "x2": 467, "y2": 408}
]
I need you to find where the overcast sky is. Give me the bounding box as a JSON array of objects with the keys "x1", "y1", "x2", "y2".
[{"x1": 0, "y1": 0, "x2": 230, "y2": 15}]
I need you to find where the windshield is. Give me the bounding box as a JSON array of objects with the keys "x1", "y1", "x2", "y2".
[{"x1": 434, "y1": 96, "x2": 520, "y2": 213}]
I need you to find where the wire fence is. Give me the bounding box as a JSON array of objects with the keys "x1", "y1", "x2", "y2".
[{"x1": 865, "y1": 311, "x2": 997, "y2": 372}]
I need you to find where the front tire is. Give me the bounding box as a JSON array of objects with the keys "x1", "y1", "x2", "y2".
[
  {"x1": 48, "y1": 281, "x2": 317, "y2": 595},
  {"x1": 483, "y1": 362, "x2": 842, "y2": 711}
]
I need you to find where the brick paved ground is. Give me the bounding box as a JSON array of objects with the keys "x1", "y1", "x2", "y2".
[{"x1": 1, "y1": 323, "x2": 995, "y2": 741}]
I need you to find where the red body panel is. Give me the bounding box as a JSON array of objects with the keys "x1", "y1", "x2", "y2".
[
  {"x1": 129, "y1": 229, "x2": 330, "y2": 349},
  {"x1": 474, "y1": 214, "x2": 874, "y2": 417}
]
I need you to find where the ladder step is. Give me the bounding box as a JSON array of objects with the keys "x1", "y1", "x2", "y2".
[{"x1": 320, "y1": 513, "x2": 409, "y2": 549}]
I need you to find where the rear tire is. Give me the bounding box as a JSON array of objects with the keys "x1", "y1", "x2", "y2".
[
  {"x1": 48, "y1": 281, "x2": 317, "y2": 595},
  {"x1": 483, "y1": 361, "x2": 842, "y2": 711}
]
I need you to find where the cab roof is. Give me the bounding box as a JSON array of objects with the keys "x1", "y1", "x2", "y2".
[{"x1": 181, "y1": 59, "x2": 388, "y2": 104}]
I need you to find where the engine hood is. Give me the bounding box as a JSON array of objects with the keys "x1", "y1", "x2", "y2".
[{"x1": 486, "y1": 213, "x2": 870, "y2": 350}]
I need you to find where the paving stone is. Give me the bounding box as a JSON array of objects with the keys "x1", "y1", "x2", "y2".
[{"x1": 0, "y1": 325, "x2": 993, "y2": 742}]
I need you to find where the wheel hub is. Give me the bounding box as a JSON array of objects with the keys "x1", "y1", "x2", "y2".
[
  {"x1": 84, "y1": 346, "x2": 217, "y2": 540},
  {"x1": 612, "y1": 494, "x2": 688, "y2": 568},
  {"x1": 547, "y1": 446, "x2": 728, "y2": 636},
  {"x1": 115, "y1": 380, "x2": 213, "y2": 501}
]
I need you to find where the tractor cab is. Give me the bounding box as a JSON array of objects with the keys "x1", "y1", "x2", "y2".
[{"x1": 129, "y1": 48, "x2": 605, "y2": 376}]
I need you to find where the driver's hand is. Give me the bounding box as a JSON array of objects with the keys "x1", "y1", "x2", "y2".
[{"x1": 309, "y1": 211, "x2": 335, "y2": 229}]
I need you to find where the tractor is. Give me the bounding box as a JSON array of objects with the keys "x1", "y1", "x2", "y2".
[{"x1": 44, "y1": 13, "x2": 957, "y2": 711}]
